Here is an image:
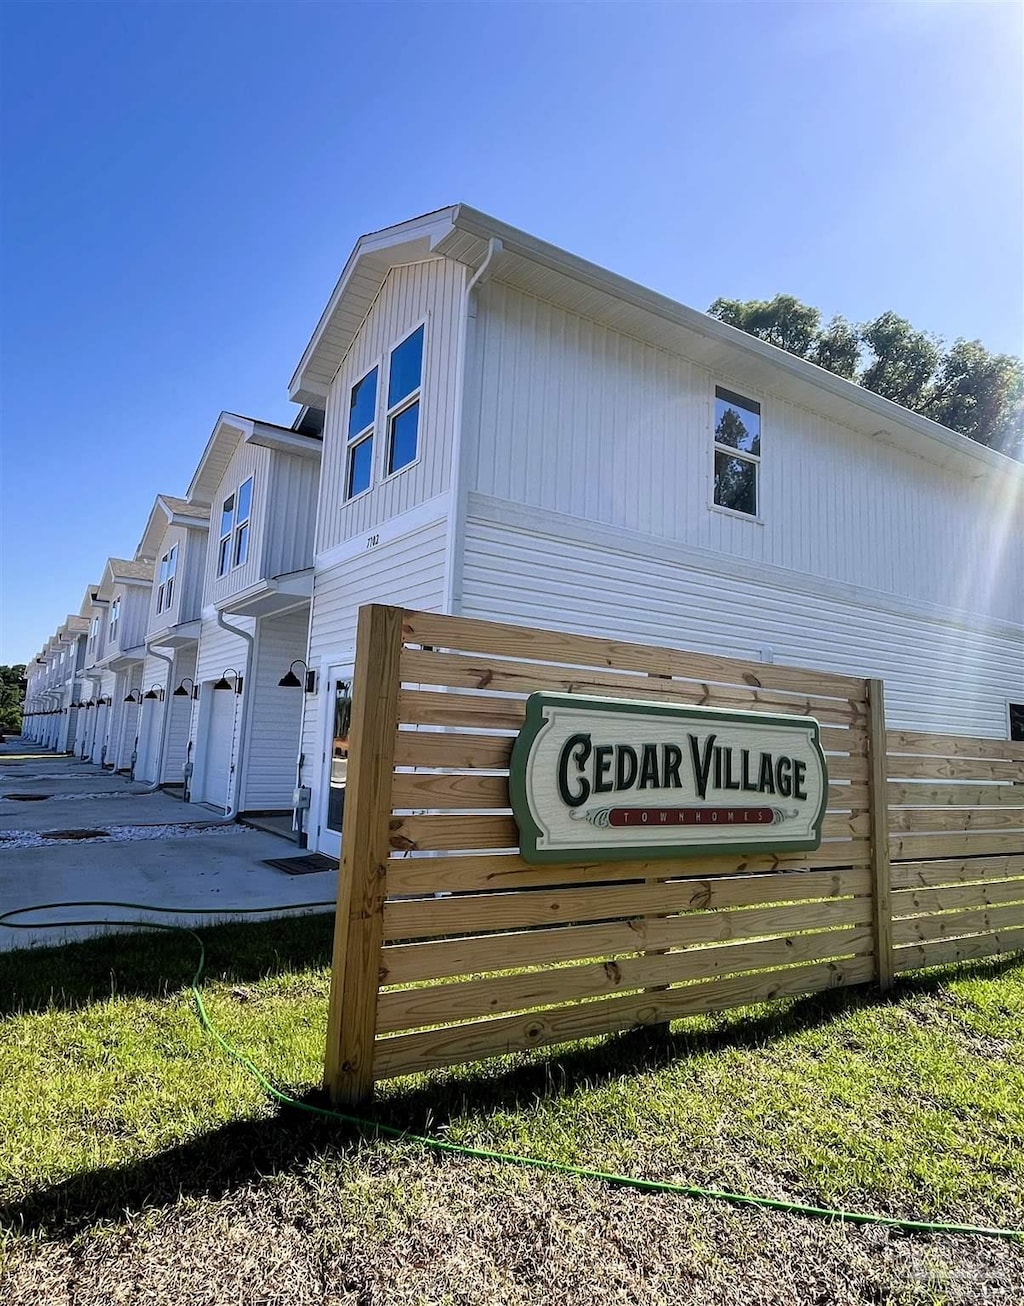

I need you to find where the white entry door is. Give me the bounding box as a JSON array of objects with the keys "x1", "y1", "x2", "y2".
[
  {"x1": 201, "y1": 686, "x2": 238, "y2": 812},
  {"x1": 316, "y1": 663, "x2": 354, "y2": 860}
]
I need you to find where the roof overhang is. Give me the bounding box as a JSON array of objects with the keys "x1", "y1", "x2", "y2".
[
  {"x1": 293, "y1": 202, "x2": 1022, "y2": 482},
  {"x1": 289, "y1": 207, "x2": 459, "y2": 406},
  {"x1": 137, "y1": 495, "x2": 211, "y2": 560},
  {"x1": 147, "y1": 619, "x2": 202, "y2": 650},
  {"x1": 216, "y1": 568, "x2": 314, "y2": 618},
  {"x1": 187, "y1": 413, "x2": 322, "y2": 505}
]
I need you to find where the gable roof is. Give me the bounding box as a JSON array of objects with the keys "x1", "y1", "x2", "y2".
[
  {"x1": 290, "y1": 204, "x2": 1023, "y2": 481},
  {"x1": 96, "y1": 556, "x2": 154, "y2": 600},
  {"x1": 136, "y1": 493, "x2": 211, "y2": 560},
  {"x1": 187, "y1": 411, "x2": 322, "y2": 506}
]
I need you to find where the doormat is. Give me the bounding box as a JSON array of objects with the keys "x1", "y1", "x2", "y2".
[
  {"x1": 262, "y1": 853, "x2": 338, "y2": 875},
  {"x1": 42, "y1": 828, "x2": 110, "y2": 840}
]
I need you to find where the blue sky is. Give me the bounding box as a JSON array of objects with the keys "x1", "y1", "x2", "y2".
[{"x1": 2, "y1": 0, "x2": 1021, "y2": 663}]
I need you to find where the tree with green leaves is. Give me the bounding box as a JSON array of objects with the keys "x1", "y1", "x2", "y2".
[
  {"x1": 707, "y1": 296, "x2": 1023, "y2": 460},
  {"x1": 0, "y1": 665, "x2": 26, "y2": 735}
]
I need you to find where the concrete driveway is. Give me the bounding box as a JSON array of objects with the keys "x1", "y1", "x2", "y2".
[{"x1": 0, "y1": 741, "x2": 337, "y2": 950}]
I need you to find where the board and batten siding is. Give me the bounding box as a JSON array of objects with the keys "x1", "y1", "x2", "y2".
[
  {"x1": 262, "y1": 450, "x2": 320, "y2": 579},
  {"x1": 317, "y1": 259, "x2": 465, "y2": 553},
  {"x1": 163, "y1": 645, "x2": 197, "y2": 783},
  {"x1": 459, "y1": 503, "x2": 1024, "y2": 739},
  {"x1": 465, "y1": 280, "x2": 1021, "y2": 625},
  {"x1": 146, "y1": 522, "x2": 208, "y2": 635},
  {"x1": 204, "y1": 439, "x2": 271, "y2": 607},
  {"x1": 133, "y1": 650, "x2": 174, "y2": 783},
  {"x1": 118, "y1": 583, "x2": 152, "y2": 652},
  {"x1": 301, "y1": 514, "x2": 450, "y2": 801},
  {"x1": 239, "y1": 607, "x2": 309, "y2": 810}
]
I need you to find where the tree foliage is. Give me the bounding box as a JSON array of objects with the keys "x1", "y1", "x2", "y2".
[
  {"x1": 707, "y1": 296, "x2": 1023, "y2": 460},
  {"x1": 0, "y1": 665, "x2": 26, "y2": 734}
]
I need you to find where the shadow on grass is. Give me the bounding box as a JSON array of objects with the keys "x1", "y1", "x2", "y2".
[
  {"x1": 4, "y1": 950, "x2": 1020, "y2": 1240},
  {"x1": 0, "y1": 912, "x2": 336, "y2": 1017}
]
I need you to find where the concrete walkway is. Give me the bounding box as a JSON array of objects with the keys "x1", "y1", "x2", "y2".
[{"x1": 0, "y1": 741, "x2": 337, "y2": 951}]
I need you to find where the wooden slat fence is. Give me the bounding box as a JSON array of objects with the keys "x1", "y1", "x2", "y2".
[
  {"x1": 325, "y1": 605, "x2": 885, "y2": 1104},
  {"x1": 324, "y1": 606, "x2": 1023, "y2": 1105},
  {"x1": 886, "y1": 729, "x2": 1024, "y2": 974}
]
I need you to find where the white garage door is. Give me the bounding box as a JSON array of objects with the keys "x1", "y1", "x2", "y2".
[{"x1": 199, "y1": 688, "x2": 237, "y2": 812}]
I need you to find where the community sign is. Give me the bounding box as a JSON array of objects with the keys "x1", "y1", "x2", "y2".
[{"x1": 509, "y1": 693, "x2": 828, "y2": 864}]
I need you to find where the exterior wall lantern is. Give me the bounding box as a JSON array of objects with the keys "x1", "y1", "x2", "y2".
[
  {"x1": 173, "y1": 678, "x2": 199, "y2": 699},
  {"x1": 143, "y1": 685, "x2": 165, "y2": 701},
  {"x1": 124, "y1": 688, "x2": 141, "y2": 703},
  {"x1": 213, "y1": 669, "x2": 243, "y2": 694},
  {"x1": 278, "y1": 659, "x2": 316, "y2": 693}
]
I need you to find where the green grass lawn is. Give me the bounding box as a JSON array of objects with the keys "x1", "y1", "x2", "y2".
[{"x1": 1, "y1": 915, "x2": 1022, "y2": 1305}]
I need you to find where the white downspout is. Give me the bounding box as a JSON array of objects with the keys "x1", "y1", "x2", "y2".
[
  {"x1": 135, "y1": 646, "x2": 175, "y2": 791},
  {"x1": 442, "y1": 237, "x2": 501, "y2": 616},
  {"x1": 210, "y1": 608, "x2": 256, "y2": 822}
]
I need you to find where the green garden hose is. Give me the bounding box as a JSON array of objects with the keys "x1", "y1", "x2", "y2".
[{"x1": 2, "y1": 900, "x2": 1021, "y2": 1242}]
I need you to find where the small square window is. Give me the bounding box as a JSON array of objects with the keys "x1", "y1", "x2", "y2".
[
  {"x1": 388, "y1": 399, "x2": 420, "y2": 475},
  {"x1": 347, "y1": 437, "x2": 373, "y2": 498},
  {"x1": 714, "y1": 386, "x2": 760, "y2": 517},
  {"x1": 388, "y1": 325, "x2": 424, "y2": 409},
  {"x1": 715, "y1": 451, "x2": 757, "y2": 516}
]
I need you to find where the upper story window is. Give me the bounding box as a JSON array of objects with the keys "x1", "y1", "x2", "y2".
[
  {"x1": 217, "y1": 477, "x2": 254, "y2": 576},
  {"x1": 346, "y1": 366, "x2": 378, "y2": 499},
  {"x1": 108, "y1": 597, "x2": 121, "y2": 645},
  {"x1": 386, "y1": 324, "x2": 424, "y2": 476},
  {"x1": 713, "y1": 386, "x2": 761, "y2": 518},
  {"x1": 157, "y1": 544, "x2": 178, "y2": 613},
  {"x1": 89, "y1": 614, "x2": 100, "y2": 652}
]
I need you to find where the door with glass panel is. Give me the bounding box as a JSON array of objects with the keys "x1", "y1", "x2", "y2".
[{"x1": 318, "y1": 665, "x2": 353, "y2": 860}]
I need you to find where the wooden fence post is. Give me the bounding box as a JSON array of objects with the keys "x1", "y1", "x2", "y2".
[
  {"x1": 866, "y1": 678, "x2": 894, "y2": 992},
  {"x1": 324, "y1": 604, "x2": 404, "y2": 1106}
]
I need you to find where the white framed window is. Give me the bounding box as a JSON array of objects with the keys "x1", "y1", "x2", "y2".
[
  {"x1": 385, "y1": 324, "x2": 424, "y2": 476},
  {"x1": 157, "y1": 544, "x2": 178, "y2": 612},
  {"x1": 89, "y1": 614, "x2": 100, "y2": 652},
  {"x1": 217, "y1": 478, "x2": 254, "y2": 575},
  {"x1": 713, "y1": 386, "x2": 761, "y2": 518},
  {"x1": 108, "y1": 596, "x2": 121, "y2": 644},
  {"x1": 346, "y1": 366, "x2": 378, "y2": 500}
]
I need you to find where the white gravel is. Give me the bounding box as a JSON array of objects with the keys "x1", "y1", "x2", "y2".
[{"x1": 0, "y1": 822, "x2": 256, "y2": 851}]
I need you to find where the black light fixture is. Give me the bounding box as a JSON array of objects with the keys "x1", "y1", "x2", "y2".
[
  {"x1": 143, "y1": 684, "x2": 165, "y2": 701},
  {"x1": 213, "y1": 669, "x2": 243, "y2": 693},
  {"x1": 96, "y1": 695, "x2": 112, "y2": 707},
  {"x1": 173, "y1": 677, "x2": 198, "y2": 699},
  {"x1": 124, "y1": 688, "x2": 141, "y2": 702},
  {"x1": 278, "y1": 659, "x2": 315, "y2": 691}
]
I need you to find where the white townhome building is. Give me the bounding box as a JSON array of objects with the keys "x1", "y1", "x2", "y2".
[
  {"x1": 175, "y1": 409, "x2": 323, "y2": 816},
  {"x1": 129, "y1": 493, "x2": 211, "y2": 787},
  {"x1": 285, "y1": 205, "x2": 1023, "y2": 858}
]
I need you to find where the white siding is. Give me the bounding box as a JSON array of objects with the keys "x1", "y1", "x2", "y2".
[
  {"x1": 240, "y1": 606, "x2": 309, "y2": 810},
  {"x1": 263, "y1": 450, "x2": 319, "y2": 579},
  {"x1": 461, "y1": 504, "x2": 1024, "y2": 738},
  {"x1": 146, "y1": 523, "x2": 208, "y2": 636},
  {"x1": 466, "y1": 281, "x2": 1022, "y2": 624},
  {"x1": 318, "y1": 260, "x2": 465, "y2": 552},
  {"x1": 133, "y1": 651, "x2": 174, "y2": 783},
  {"x1": 111, "y1": 667, "x2": 142, "y2": 770},
  {"x1": 204, "y1": 440, "x2": 271, "y2": 607},
  {"x1": 302, "y1": 515, "x2": 449, "y2": 843},
  {"x1": 119, "y1": 583, "x2": 152, "y2": 652},
  {"x1": 164, "y1": 645, "x2": 197, "y2": 783},
  {"x1": 189, "y1": 614, "x2": 253, "y2": 807}
]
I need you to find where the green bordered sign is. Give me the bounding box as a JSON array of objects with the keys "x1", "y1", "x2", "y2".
[{"x1": 509, "y1": 693, "x2": 828, "y2": 865}]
